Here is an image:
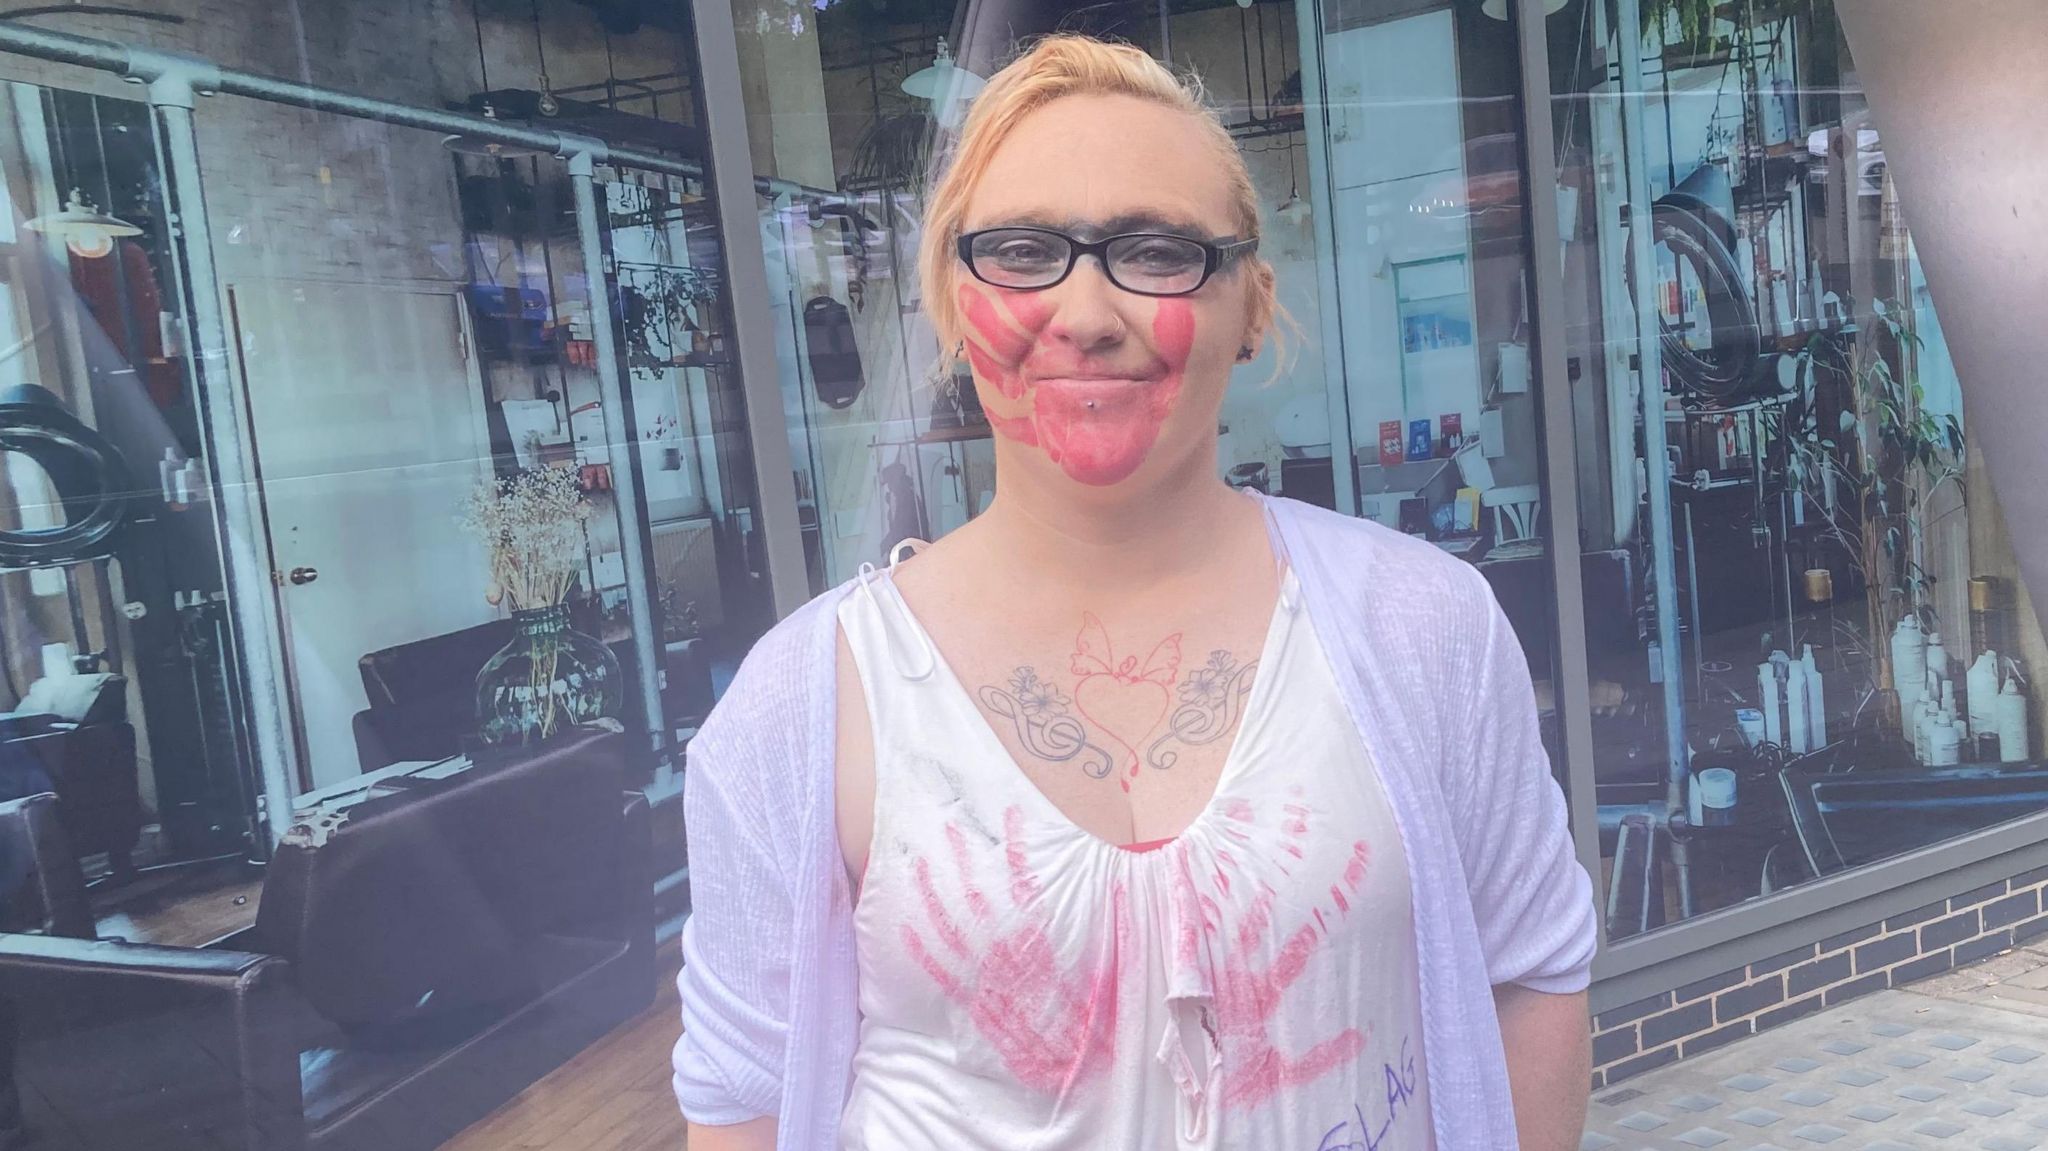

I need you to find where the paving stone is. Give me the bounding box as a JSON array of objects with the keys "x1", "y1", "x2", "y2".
[
  {"x1": 1781, "y1": 1087, "x2": 1835, "y2": 1107},
  {"x1": 1963, "y1": 1097, "x2": 2016, "y2": 1117},
  {"x1": 1582, "y1": 972, "x2": 2048, "y2": 1151},
  {"x1": 1577, "y1": 1134, "x2": 1617, "y2": 1151}
]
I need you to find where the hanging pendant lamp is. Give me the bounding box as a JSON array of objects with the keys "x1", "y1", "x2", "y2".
[
  {"x1": 1481, "y1": 0, "x2": 1569, "y2": 19},
  {"x1": 25, "y1": 188, "x2": 141, "y2": 259},
  {"x1": 901, "y1": 38, "x2": 985, "y2": 107}
]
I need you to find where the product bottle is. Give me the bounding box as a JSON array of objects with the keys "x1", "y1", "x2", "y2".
[
  {"x1": 1927, "y1": 630, "x2": 1948, "y2": 686},
  {"x1": 1969, "y1": 650, "x2": 2001, "y2": 734},
  {"x1": 1786, "y1": 659, "x2": 1811, "y2": 754},
  {"x1": 1931, "y1": 711, "x2": 1961, "y2": 767},
  {"x1": 1893, "y1": 616, "x2": 1926, "y2": 710},
  {"x1": 2000, "y1": 679, "x2": 2032, "y2": 764},
  {"x1": 1759, "y1": 661, "x2": 1783, "y2": 747},
  {"x1": 1802, "y1": 645, "x2": 1827, "y2": 749}
]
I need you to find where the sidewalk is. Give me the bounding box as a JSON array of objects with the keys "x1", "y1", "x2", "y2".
[{"x1": 1583, "y1": 944, "x2": 2048, "y2": 1149}]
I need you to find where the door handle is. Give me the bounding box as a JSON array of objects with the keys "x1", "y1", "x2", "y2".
[{"x1": 288, "y1": 566, "x2": 319, "y2": 586}]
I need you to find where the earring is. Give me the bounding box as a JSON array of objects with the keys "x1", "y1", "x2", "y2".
[{"x1": 1236, "y1": 345, "x2": 1256, "y2": 363}]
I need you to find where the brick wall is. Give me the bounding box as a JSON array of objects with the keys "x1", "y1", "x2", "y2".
[{"x1": 1592, "y1": 865, "x2": 2048, "y2": 1090}]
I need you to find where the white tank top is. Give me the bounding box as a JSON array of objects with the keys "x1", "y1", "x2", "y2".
[{"x1": 836, "y1": 562, "x2": 1433, "y2": 1151}]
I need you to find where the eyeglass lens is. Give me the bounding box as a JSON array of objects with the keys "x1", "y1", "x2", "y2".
[{"x1": 967, "y1": 229, "x2": 1210, "y2": 295}]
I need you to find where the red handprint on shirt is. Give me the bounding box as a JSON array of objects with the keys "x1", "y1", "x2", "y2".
[
  {"x1": 901, "y1": 805, "x2": 1130, "y2": 1101},
  {"x1": 1203, "y1": 795, "x2": 1375, "y2": 1112}
]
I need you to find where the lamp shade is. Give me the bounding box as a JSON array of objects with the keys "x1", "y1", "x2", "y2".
[
  {"x1": 1481, "y1": 0, "x2": 1570, "y2": 19},
  {"x1": 23, "y1": 189, "x2": 140, "y2": 259},
  {"x1": 901, "y1": 37, "x2": 986, "y2": 105}
]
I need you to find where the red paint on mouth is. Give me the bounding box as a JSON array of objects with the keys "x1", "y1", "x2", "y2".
[{"x1": 1031, "y1": 298, "x2": 1197, "y2": 486}]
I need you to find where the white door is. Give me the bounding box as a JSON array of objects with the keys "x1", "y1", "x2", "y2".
[{"x1": 229, "y1": 281, "x2": 494, "y2": 790}]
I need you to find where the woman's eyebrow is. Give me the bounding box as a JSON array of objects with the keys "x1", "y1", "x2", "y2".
[{"x1": 975, "y1": 211, "x2": 1212, "y2": 238}]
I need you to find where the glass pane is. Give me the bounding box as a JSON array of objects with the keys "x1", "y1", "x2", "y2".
[
  {"x1": 733, "y1": 0, "x2": 1563, "y2": 776},
  {"x1": 1546, "y1": 0, "x2": 2048, "y2": 941},
  {"x1": 0, "y1": 6, "x2": 750, "y2": 1146}
]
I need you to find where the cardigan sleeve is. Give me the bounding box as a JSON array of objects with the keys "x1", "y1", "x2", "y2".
[
  {"x1": 672, "y1": 725, "x2": 792, "y2": 1125},
  {"x1": 1446, "y1": 573, "x2": 1598, "y2": 995}
]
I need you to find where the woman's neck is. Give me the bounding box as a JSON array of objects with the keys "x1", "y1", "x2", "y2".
[{"x1": 965, "y1": 450, "x2": 1262, "y2": 596}]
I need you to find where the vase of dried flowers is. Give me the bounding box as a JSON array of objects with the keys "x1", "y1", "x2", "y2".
[{"x1": 459, "y1": 465, "x2": 622, "y2": 747}]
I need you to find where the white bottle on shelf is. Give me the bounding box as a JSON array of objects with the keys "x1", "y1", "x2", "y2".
[
  {"x1": 1893, "y1": 616, "x2": 1926, "y2": 710},
  {"x1": 2000, "y1": 678, "x2": 2031, "y2": 764},
  {"x1": 1931, "y1": 711, "x2": 1961, "y2": 766},
  {"x1": 1802, "y1": 645, "x2": 1827, "y2": 749},
  {"x1": 1786, "y1": 659, "x2": 1811, "y2": 754},
  {"x1": 1759, "y1": 661, "x2": 1783, "y2": 747},
  {"x1": 1927, "y1": 630, "x2": 1948, "y2": 686},
  {"x1": 1969, "y1": 650, "x2": 2001, "y2": 735}
]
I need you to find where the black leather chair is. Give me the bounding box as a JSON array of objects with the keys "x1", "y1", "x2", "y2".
[
  {"x1": 350, "y1": 621, "x2": 515, "y2": 773},
  {"x1": 0, "y1": 730, "x2": 654, "y2": 1151},
  {"x1": 1, "y1": 674, "x2": 142, "y2": 873}
]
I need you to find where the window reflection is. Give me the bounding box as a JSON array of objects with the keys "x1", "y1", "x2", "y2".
[{"x1": 1547, "y1": 0, "x2": 2047, "y2": 939}]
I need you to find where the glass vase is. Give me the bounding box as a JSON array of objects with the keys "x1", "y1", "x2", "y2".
[{"x1": 474, "y1": 604, "x2": 623, "y2": 748}]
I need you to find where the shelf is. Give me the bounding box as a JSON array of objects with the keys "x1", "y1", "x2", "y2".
[{"x1": 913, "y1": 424, "x2": 993, "y2": 445}]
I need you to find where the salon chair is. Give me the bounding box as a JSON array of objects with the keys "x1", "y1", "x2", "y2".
[
  {"x1": 350, "y1": 621, "x2": 515, "y2": 772},
  {"x1": 0, "y1": 673, "x2": 141, "y2": 873},
  {"x1": 0, "y1": 729, "x2": 654, "y2": 1151}
]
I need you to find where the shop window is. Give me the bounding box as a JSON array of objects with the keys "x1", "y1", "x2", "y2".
[{"x1": 1545, "y1": 0, "x2": 2047, "y2": 941}]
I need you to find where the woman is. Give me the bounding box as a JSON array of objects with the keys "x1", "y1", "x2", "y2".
[{"x1": 674, "y1": 34, "x2": 1595, "y2": 1151}]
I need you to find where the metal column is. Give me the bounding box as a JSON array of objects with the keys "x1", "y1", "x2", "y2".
[
  {"x1": 1513, "y1": 0, "x2": 1608, "y2": 941},
  {"x1": 144, "y1": 62, "x2": 301, "y2": 845},
  {"x1": 689, "y1": 0, "x2": 812, "y2": 620},
  {"x1": 565, "y1": 143, "x2": 668, "y2": 769},
  {"x1": 1614, "y1": 0, "x2": 1693, "y2": 911}
]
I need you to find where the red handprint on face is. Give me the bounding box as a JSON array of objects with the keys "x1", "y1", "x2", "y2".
[
  {"x1": 901, "y1": 805, "x2": 1131, "y2": 1101},
  {"x1": 1202, "y1": 797, "x2": 1375, "y2": 1112}
]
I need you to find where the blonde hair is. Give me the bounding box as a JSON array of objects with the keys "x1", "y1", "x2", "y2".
[{"x1": 918, "y1": 33, "x2": 1279, "y2": 358}]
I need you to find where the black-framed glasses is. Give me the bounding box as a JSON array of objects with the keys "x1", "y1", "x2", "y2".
[{"x1": 957, "y1": 226, "x2": 1258, "y2": 297}]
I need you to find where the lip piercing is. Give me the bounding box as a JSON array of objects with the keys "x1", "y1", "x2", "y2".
[{"x1": 1085, "y1": 400, "x2": 1098, "y2": 409}]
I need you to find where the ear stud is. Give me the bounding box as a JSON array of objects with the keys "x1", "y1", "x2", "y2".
[{"x1": 1236, "y1": 345, "x2": 1256, "y2": 362}]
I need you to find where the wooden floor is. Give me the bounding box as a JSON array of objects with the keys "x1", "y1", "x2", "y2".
[
  {"x1": 441, "y1": 947, "x2": 689, "y2": 1151},
  {"x1": 92, "y1": 857, "x2": 265, "y2": 947}
]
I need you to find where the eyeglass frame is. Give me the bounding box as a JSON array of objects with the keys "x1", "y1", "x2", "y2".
[{"x1": 955, "y1": 226, "x2": 1259, "y2": 297}]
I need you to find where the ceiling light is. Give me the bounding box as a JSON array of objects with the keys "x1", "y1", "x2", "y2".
[
  {"x1": 901, "y1": 38, "x2": 985, "y2": 108},
  {"x1": 1481, "y1": 0, "x2": 1569, "y2": 19},
  {"x1": 24, "y1": 189, "x2": 140, "y2": 259}
]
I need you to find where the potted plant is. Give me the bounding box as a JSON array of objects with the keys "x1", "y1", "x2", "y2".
[
  {"x1": 458, "y1": 464, "x2": 623, "y2": 747},
  {"x1": 1782, "y1": 297, "x2": 1965, "y2": 731}
]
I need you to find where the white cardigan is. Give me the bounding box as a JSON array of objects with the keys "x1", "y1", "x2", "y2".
[{"x1": 672, "y1": 495, "x2": 1598, "y2": 1149}]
